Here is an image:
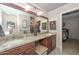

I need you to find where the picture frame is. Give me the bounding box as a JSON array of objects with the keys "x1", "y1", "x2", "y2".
[
  {"x1": 42, "y1": 22, "x2": 47, "y2": 30},
  {"x1": 50, "y1": 21, "x2": 56, "y2": 30},
  {"x1": 7, "y1": 21, "x2": 15, "y2": 29},
  {"x1": 22, "y1": 19, "x2": 27, "y2": 28}
]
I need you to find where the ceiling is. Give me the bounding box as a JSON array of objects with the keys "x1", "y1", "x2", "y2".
[{"x1": 34, "y1": 3, "x2": 66, "y2": 12}]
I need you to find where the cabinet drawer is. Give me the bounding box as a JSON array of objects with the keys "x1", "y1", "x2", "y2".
[
  {"x1": 18, "y1": 43, "x2": 35, "y2": 51},
  {"x1": 0, "y1": 43, "x2": 35, "y2": 55},
  {"x1": 24, "y1": 48, "x2": 36, "y2": 55}
]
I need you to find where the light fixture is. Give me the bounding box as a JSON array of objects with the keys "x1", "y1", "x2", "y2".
[
  {"x1": 37, "y1": 10, "x2": 43, "y2": 16},
  {"x1": 24, "y1": 4, "x2": 31, "y2": 11},
  {"x1": 24, "y1": 4, "x2": 43, "y2": 16}
]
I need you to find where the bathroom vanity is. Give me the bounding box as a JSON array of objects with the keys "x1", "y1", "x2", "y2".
[
  {"x1": 0, "y1": 32, "x2": 56, "y2": 55},
  {"x1": 0, "y1": 4, "x2": 57, "y2": 55}
]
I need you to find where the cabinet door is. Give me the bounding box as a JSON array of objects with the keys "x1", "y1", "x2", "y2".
[
  {"x1": 23, "y1": 48, "x2": 36, "y2": 55},
  {"x1": 52, "y1": 35, "x2": 56, "y2": 50},
  {"x1": 0, "y1": 43, "x2": 35, "y2": 55},
  {"x1": 47, "y1": 38, "x2": 52, "y2": 54}
]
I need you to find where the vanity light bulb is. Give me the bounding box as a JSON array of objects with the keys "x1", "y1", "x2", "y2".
[
  {"x1": 24, "y1": 5, "x2": 31, "y2": 11},
  {"x1": 37, "y1": 11, "x2": 43, "y2": 16}
]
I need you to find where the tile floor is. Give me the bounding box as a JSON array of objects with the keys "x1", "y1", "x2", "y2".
[
  {"x1": 63, "y1": 39, "x2": 79, "y2": 55},
  {"x1": 50, "y1": 39, "x2": 79, "y2": 55},
  {"x1": 49, "y1": 48, "x2": 68, "y2": 55}
]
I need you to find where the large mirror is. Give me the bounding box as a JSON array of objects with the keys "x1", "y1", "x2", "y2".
[
  {"x1": 30, "y1": 15, "x2": 49, "y2": 35},
  {"x1": 0, "y1": 4, "x2": 32, "y2": 38},
  {"x1": 35, "y1": 16, "x2": 49, "y2": 33},
  {"x1": 0, "y1": 4, "x2": 49, "y2": 38}
]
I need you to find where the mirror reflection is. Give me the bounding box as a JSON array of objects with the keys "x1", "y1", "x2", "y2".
[{"x1": 0, "y1": 4, "x2": 48, "y2": 38}]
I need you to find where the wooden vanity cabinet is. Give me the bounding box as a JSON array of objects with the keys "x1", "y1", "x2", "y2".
[
  {"x1": 24, "y1": 48, "x2": 36, "y2": 55},
  {"x1": 52, "y1": 35, "x2": 56, "y2": 50},
  {"x1": 39, "y1": 35, "x2": 56, "y2": 54},
  {"x1": 0, "y1": 35, "x2": 56, "y2": 55},
  {"x1": 0, "y1": 43, "x2": 36, "y2": 55}
]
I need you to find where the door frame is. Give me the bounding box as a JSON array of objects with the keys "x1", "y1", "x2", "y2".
[{"x1": 61, "y1": 7, "x2": 79, "y2": 51}]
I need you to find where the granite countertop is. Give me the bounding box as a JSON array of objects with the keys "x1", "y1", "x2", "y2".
[{"x1": 0, "y1": 32, "x2": 56, "y2": 53}]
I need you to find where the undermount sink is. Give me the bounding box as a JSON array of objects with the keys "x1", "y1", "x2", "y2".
[{"x1": 9, "y1": 33, "x2": 26, "y2": 39}]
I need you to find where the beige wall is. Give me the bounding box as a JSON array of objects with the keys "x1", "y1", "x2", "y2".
[{"x1": 48, "y1": 3, "x2": 79, "y2": 51}]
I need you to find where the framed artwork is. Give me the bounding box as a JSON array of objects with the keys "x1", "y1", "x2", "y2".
[
  {"x1": 42, "y1": 22, "x2": 47, "y2": 30},
  {"x1": 7, "y1": 21, "x2": 15, "y2": 29},
  {"x1": 50, "y1": 21, "x2": 56, "y2": 30},
  {"x1": 22, "y1": 19, "x2": 27, "y2": 28},
  {"x1": 7, "y1": 21, "x2": 15, "y2": 34}
]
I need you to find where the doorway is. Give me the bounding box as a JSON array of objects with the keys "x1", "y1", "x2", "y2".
[{"x1": 62, "y1": 10, "x2": 79, "y2": 55}]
